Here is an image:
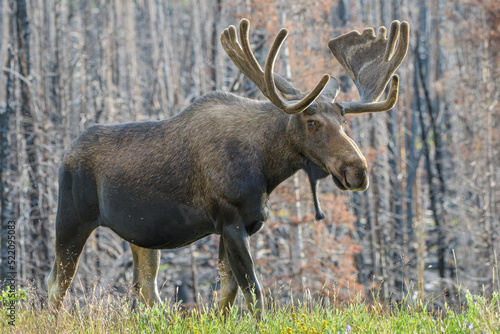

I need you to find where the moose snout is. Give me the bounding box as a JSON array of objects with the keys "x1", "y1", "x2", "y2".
[{"x1": 343, "y1": 166, "x2": 369, "y2": 191}]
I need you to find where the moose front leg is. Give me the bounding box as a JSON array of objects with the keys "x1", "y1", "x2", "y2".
[{"x1": 221, "y1": 223, "x2": 263, "y2": 317}]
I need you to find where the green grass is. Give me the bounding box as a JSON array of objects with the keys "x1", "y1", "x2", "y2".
[{"x1": 1, "y1": 290, "x2": 499, "y2": 333}]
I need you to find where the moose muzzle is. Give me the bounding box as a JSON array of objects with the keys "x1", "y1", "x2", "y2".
[
  {"x1": 343, "y1": 166, "x2": 368, "y2": 191},
  {"x1": 330, "y1": 164, "x2": 368, "y2": 191}
]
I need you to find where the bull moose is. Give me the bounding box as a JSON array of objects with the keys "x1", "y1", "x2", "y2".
[{"x1": 48, "y1": 18, "x2": 409, "y2": 316}]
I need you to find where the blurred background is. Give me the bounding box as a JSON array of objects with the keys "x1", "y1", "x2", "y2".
[{"x1": 0, "y1": 0, "x2": 499, "y2": 309}]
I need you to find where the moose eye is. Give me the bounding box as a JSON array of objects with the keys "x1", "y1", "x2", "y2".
[
  {"x1": 307, "y1": 120, "x2": 321, "y2": 131},
  {"x1": 307, "y1": 120, "x2": 316, "y2": 128}
]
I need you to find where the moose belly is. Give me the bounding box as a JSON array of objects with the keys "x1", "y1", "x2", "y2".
[{"x1": 98, "y1": 198, "x2": 214, "y2": 249}]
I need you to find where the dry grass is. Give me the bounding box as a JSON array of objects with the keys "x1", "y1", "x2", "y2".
[{"x1": 1, "y1": 284, "x2": 499, "y2": 333}]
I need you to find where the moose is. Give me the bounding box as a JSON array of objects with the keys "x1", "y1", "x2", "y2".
[{"x1": 48, "y1": 18, "x2": 409, "y2": 316}]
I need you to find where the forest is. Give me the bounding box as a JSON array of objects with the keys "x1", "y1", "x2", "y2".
[{"x1": 0, "y1": 0, "x2": 499, "y2": 312}]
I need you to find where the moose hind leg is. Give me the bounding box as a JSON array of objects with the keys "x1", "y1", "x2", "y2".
[
  {"x1": 47, "y1": 219, "x2": 95, "y2": 311},
  {"x1": 129, "y1": 243, "x2": 161, "y2": 307},
  {"x1": 218, "y1": 236, "x2": 239, "y2": 315}
]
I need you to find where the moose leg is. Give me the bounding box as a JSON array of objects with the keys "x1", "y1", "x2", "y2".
[
  {"x1": 129, "y1": 243, "x2": 161, "y2": 306},
  {"x1": 47, "y1": 220, "x2": 95, "y2": 311},
  {"x1": 222, "y1": 223, "x2": 263, "y2": 317},
  {"x1": 217, "y1": 236, "x2": 239, "y2": 315}
]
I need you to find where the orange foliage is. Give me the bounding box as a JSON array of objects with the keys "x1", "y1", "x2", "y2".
[{"x1": 262, "y1": 171, "x2": 364, "y2": 301}]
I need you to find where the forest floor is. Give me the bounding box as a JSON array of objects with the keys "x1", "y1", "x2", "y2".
[{"x1": 1, "y1": 288, "x2": 498, "y2": 333}]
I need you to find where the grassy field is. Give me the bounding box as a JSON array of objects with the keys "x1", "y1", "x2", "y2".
[{"x1": 1, "y1": 289, "x2": 499, "y2": 334}]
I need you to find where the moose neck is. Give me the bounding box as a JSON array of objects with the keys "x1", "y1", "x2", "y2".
[
  {"x1": 176, "y1": 93, "x2": 308, "y2": 196},
  {"x1": 257, "y1": 104, "x2": 307, "y2": 194}
]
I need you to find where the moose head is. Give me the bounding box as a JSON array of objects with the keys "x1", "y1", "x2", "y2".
[{"x1": 221, "y1": 18, "x2": 409, "y2": 195}]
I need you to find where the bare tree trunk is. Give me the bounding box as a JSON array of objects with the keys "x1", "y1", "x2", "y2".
[
  {"x1": 0, "y1": 40, "x2": 14, "y2": 287},
  {"x1": 278, "y1": 2, "x2": 305, "y2": 296},
  {"x1": 415, "y1": 6, "x2": 446, "y2": 280},
  {"x1": 0, "y1": 0, "x2": 5, "y2": 74},
  {"x1": 16, "y1": 0, "x2": 49, "y2": 286},
  {"x1": 105, "y1": 0, "x2": 116, "y2": 121},
  {"x1": 416, "y1": 51, "x2": 445, "y2": 280},
  {"x1": 429, "y1": 1, "x2": 450, "y2": 283},
  {"x1": 415, "y1": 167, "x2": 425, "y2": 299},
  {"x1": 414, "y1": 51, "x2": 441, "y2": 280},
  {"x1": 122, "y1": 0, "x2": 138, "y2": 119},
  {"x1": 387, "y1": 104, "x2": 404, "y2": 293},
  {"x1": 62, "y1": 0, "x2": 74, "y2": 146},
  {"x1": 369, "y1": 115, "x2": 388, "y2": 302},
  {"x1": 189, "y1": 243, "x2": 199, "y2": 305},
  {"x1": 211, "y1": 0, "x2": 222, "y2": 90},
  {"x1": 160, "y1": 2, "x2": 180, "y2": 116},
  {"x1": 480, "y1": 6, "x2": 498, "y2": 295},
  {"x1": 80, "y1": 0, "x2": 88, "y2": 128}
]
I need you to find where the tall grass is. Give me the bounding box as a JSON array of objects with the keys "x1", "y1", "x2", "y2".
[{"x1": 2, "y1": 286, "x2": 499, "y2": 333}]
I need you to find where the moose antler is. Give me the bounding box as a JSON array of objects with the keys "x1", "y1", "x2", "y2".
[
  {"x1": 221, "y1": 19, "x2": 330, "y2": 114},
  {"x1": 328, "y1": 20, "x2": 409, "y2": 114}
]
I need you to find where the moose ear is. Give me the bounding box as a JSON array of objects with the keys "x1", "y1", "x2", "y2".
[
  {"x1": 275, "y1": 73, "x2": 340, "y2": 103},
  {"x1": 321, "y1": 75, "x2": 341, "y2": 102},
  {"x1": 274, "y1": 74, "x2": 303, "y2": 100}
]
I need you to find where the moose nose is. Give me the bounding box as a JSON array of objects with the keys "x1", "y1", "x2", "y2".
[{"x1": 344, "y1": 167, "x2": 368, "y2": 191}]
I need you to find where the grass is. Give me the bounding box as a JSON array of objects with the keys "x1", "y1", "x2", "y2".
[{"x1": 1, "y1": 289, "x2": 499, "y2": 333}]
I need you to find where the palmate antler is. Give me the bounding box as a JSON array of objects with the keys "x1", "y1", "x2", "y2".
[
  {"x1": 221, "y1": 19, "x2": 409, "y2": 115},
  {"x1": 328, "y1": 21, "x2": 410, "y2": 114},
  {"x1": 220, "y1": 19, "x2": 330, "y2": 114}
]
